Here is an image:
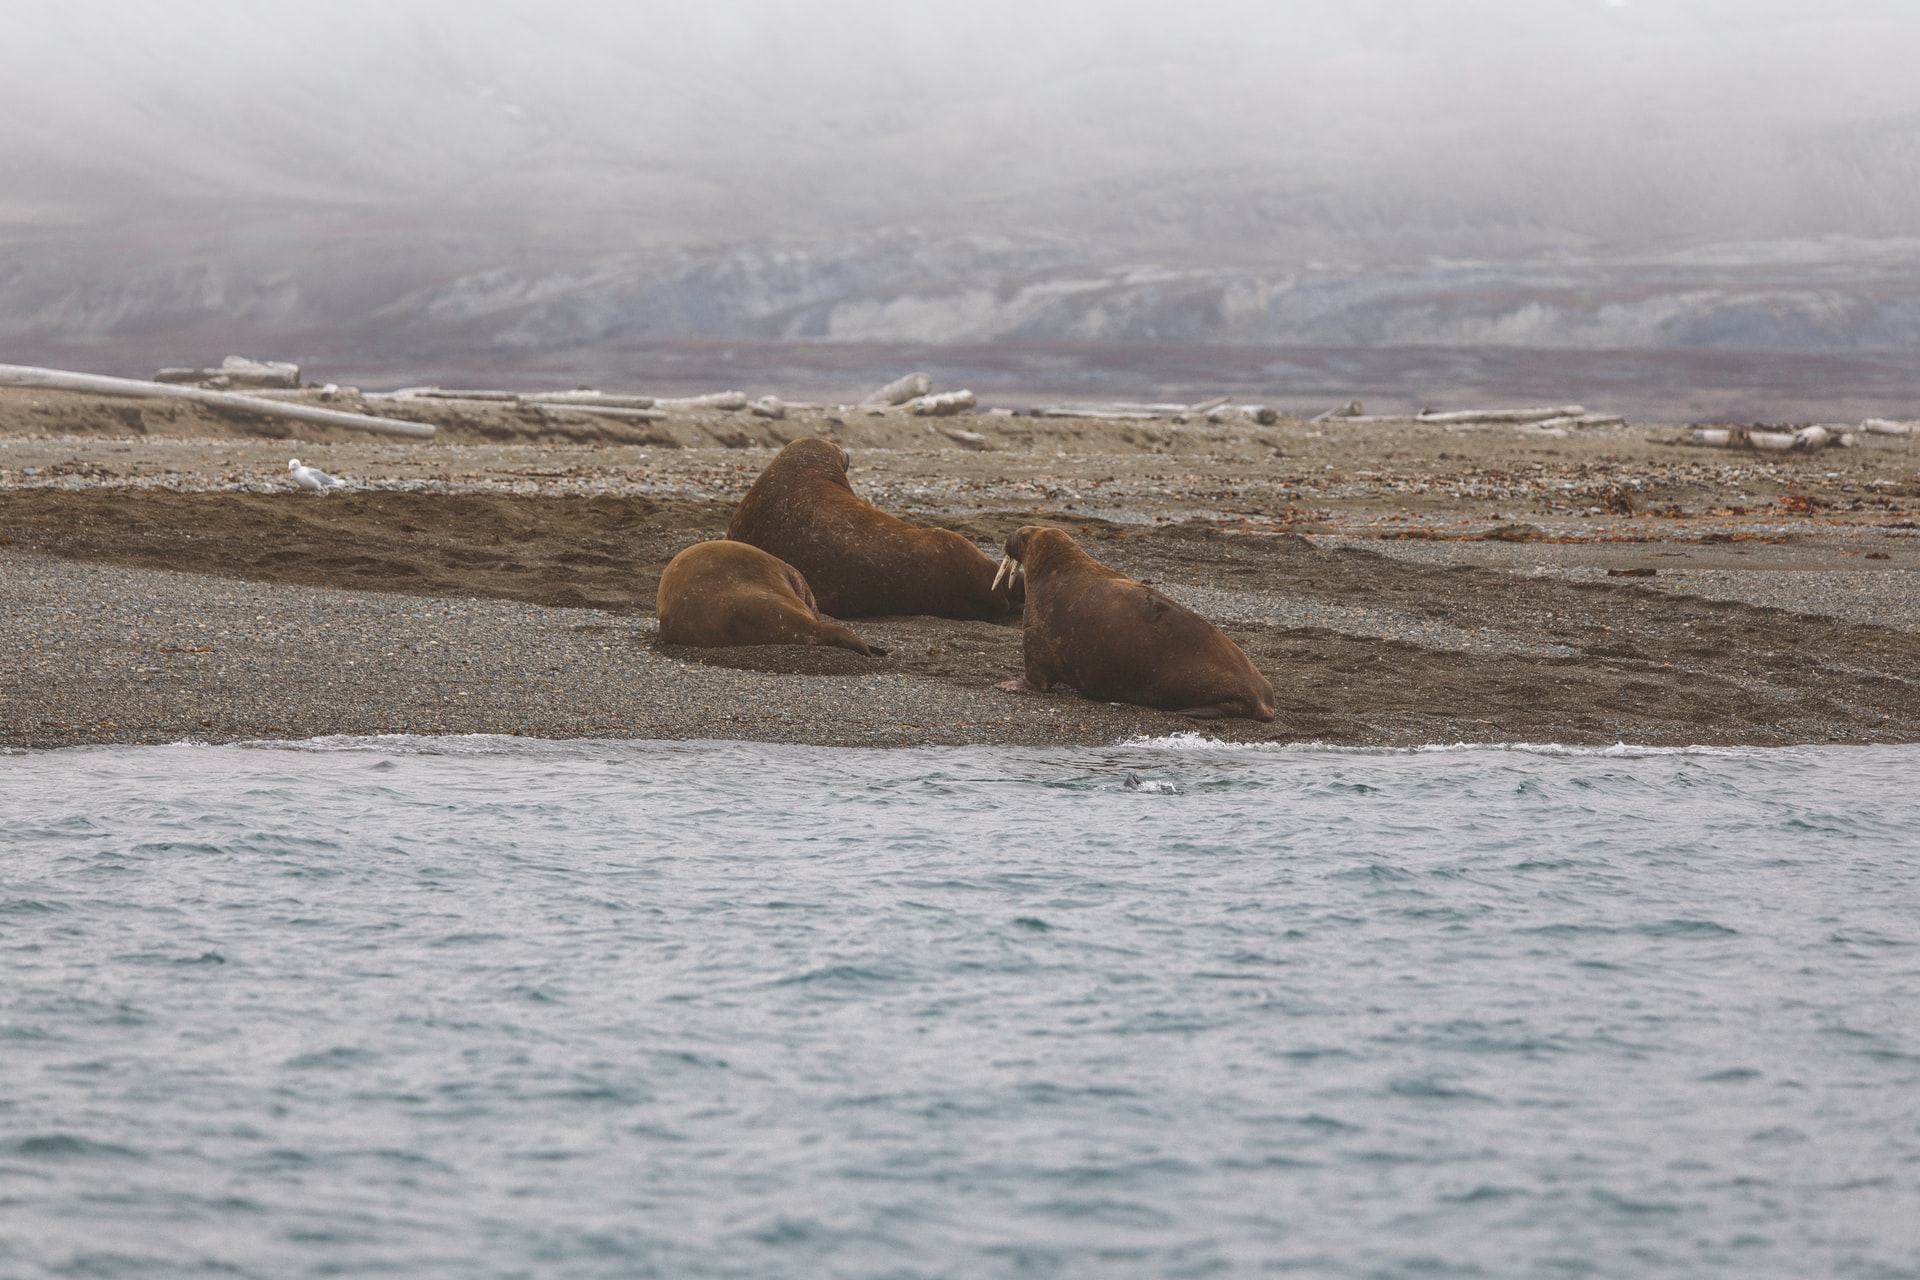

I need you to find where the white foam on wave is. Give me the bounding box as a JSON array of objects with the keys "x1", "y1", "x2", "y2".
[
  {"x1": 1118, "y1": 732, "x2": 1771, "y2": 759},
  {"x1": 13, "y1": 733, "x2": 1880, "y2": 766},
  {"x1": 1411, "y1": 741, "x2": 1765, "y2": 760},
  {"x1": 239, "y1": 732, "x2": 581, "y2": 757}
]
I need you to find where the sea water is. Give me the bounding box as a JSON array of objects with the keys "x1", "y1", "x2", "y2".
[{"x1": 1, "y1": 736, "x2": 1916, "y2": 1279}]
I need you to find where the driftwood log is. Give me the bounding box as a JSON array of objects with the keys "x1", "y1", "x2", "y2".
[
  {"x1": 907, "y1": 390, "x2": 976, "y2": 416},
  {"x1": 1208, "y1": 404, "x2": 1280, "y2": 425},
  {"x1": 655, "y1": 391, "x2": 749, "y2": 411},
  {"x1": 1313, "y1": 404, "x2": 1616, "y2": 428},
  {"x1": 1533, "y1": 413, "x2": 1624, "y2": 429},
  {"x1": 382, "y1": 387, "x2": 519, "y2": 402},
  {"x1": 153, "y1": 355, "x2": 302, "y2": 389},
  {"x1": 862, "y1": 372, "x2": 933, "y2": 407},
  {"x1": 1032, "y1": 397, "x2": 1242, "y2": 422},
  {"x1": 1689, "y1": 425, "x2": 1854, "y2": 451},
  {"x1": 1418, "y1": 405, "x2": 1586, "y2": 424},
  {"x1": 376, "y1": 388, "x2": 660, "y2": 410},
  {"x1": 1033, "y1": 407, "x2": 1165, "y2": 420},
  {"x1": 535, "y1": 404, "x2": 666, "y2": 422},
  {"x1": 928, "y1": 422, "x2": 990, "y2": 448},
  {"x1": 1312, "y1": 399, "x2": 1366, "y2": 422},
  {"x1": 0, "y1": 363, "x2": 435, "y2": 439},
  {"x1": 528, "y1": 391, "x2": 658, "y2": 409}
]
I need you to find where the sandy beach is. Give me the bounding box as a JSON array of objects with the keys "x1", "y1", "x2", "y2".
[{"x1": 2, "y1": 386, "x2": 1917, "y2": 751}]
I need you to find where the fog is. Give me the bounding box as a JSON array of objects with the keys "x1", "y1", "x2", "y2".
[{"x1": 4, "y1": 0, "x2": 1919, "y2": 388}]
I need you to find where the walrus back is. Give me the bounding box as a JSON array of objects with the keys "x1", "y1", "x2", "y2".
[
  {"x1": 657, "y1": 540, "x2": 875, "y2": 655},
  {"x1": 1014, "y1": 526, "x2": 1274, "y2": 721},
  {"x1": 728, "y1": 438, "x2": 1011, "y2": 619}
]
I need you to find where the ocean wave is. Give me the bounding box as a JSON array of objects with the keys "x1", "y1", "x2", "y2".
[
  {"x1": 1117, "y1": 732, "x2": 1781, "y2": 759},
  {"x1": 238, "y1": 732, "x2": 590, "y2": 757}
]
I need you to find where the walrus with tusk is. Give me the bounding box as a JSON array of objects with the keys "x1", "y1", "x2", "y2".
[
  {"x1": 993, "y1": 525, "x2": 1275, "y2": 721},
  {"x1": 727, "y1": 437, "x2": 1018, "y2": 619},
  {"x1": 657, "y1": 539, "x2": 884, "y2": 656}
]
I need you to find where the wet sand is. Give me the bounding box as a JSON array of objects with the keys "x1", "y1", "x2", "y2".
[{"x1": 2, "y1": 388, "x2": 1917, "y2": 750}]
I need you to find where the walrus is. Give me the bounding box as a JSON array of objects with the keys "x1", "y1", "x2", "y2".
[
  {"x1": 656, "y1": 540, "x2": 882, "y2": 655},
  {"x1": 726, "y1": 437, "x2": 1016, "y2": 619},
  {"x1": 993, "y1": 525, "x2": 1275, "y2": 720}
]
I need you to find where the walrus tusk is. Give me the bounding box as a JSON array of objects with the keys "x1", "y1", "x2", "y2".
[{"x1": 992, "y1": 555, "x2": 1015, "y2": 592}]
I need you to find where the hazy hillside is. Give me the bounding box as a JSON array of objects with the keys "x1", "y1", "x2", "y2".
[{"x1": 4, "y1": 0, "x2": 1920, "y2": 395}]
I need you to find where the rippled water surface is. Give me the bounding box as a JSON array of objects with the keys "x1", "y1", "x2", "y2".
[{"x1": 3, "y1": 736, "x2": 1918, "y2": 1278}]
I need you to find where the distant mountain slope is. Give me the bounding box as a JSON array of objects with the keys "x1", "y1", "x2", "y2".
[{"x1": 4, "y1": 0, "x2": 1920, "y2": 374}]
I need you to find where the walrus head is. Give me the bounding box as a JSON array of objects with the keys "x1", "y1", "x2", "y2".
[
  {"x1": 991, "y1": 528, "x2": 1029, "y2": 594},
  {"x1": 773, "y1": 437, "x2": 854, "y2": 489},
  {"x1": 993, "y1": 524, "x2": 1086, "y2": 592}
]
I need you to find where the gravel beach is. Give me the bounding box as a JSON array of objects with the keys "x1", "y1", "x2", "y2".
[{"x1": 3, "y1": 388, "x2": 1917, "y2": 750}]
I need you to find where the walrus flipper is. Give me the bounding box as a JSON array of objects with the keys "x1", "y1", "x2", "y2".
[{"x1": 826, "y1": 624, "x2": 886, "y2": 657}]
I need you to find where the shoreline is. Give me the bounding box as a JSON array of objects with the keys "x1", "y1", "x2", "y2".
[
  {"x1": 3, "y1": 394, "x2": 1917, "y2": 753},
  {"x1": 14, "y1": 732, "x2": 1908, "y2": 759}
]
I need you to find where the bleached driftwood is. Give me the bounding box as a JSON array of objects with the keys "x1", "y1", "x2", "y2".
[
  {"x1": 0, "y1": 362, "x2": 435, "y2": 439},
  {"x1": 528, "y1": 390, "x2": 657, "y2": 409},
  {"x1": 1418, "y1": 405, "x2": 1586, "y2": 424},
  {"x1": 750, "y1": 396, "x2": 787, "y2": 420},
  {"x1": 154, "y1": 355, "x2": 302, "y2": 389},
  {"x1": 1689, "y1": 425, "x2": 1854, "y2": 451},
  {"x1": 930, "y1": 423, "x2": 990, "y2": 449},
  {"x1": 375, "y1": 387, "x2": 659, "y2": 410},
  {"x1": 1861, "y1": 418, "x2": 1916, "y2": 436},
  {"x1": 1313, "y1": 405, "x2": 1611, "y2": 430},
  {"x1": 1516, "y1": 414, "x2": 1625, "y2": 435},
  {"x1": 1107, "y1": 401, "x2": 1205, "y2": 415},
  {"x1": 655, "y1": 391, "x2": 750, "y2": 411},
  {"x1": 379, "y1": 387, "x2": 517, "y2": 402},
  {"x1": 536, "y1": 404, "x2": 666, "y2": 422},
  {"x1": 1311, "y1": 399, "x2": 1366, "y2": 422},
  {"x1": 1031, "y1": 396, "x2": 1239, "y2": 422},
  {"x1": 861, "y1": 372, "x2": 933, "y2": 407},
  {"x1": 1032, "y1": 405, "x2": 1168, "y2": 421},
  {"x1": 1208, "y1": 404, "x2": 1280, "y2": 425},
  {"x1": 1313, "y1": 404, "x2": 1621, "y2": 428},
  {"x1": 221, "y1": 356, "x2": 301, "y2": 388},
  {"x1": 908, "y1": 389, "x2": 976, "y2": 416}
]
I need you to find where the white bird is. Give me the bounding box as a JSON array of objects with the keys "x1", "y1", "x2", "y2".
[{"x1": 287, "y1": 458, "x2": 345, "y2": 493}]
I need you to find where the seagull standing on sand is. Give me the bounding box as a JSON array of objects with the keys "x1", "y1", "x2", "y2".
[{"x1": 287, "y1": 458, "x2": 345, "y2": 493}]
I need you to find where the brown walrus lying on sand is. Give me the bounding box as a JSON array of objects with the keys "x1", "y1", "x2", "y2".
[
  {"x1": 656, "y1": 540, "x2": 882, "y2": 656},
  {"x1": 727, "y1": 437, "x2": 1017, "y2": 619},
  {"x1": 993, "y1": 524, "x2": 1275, "y2": 721}
]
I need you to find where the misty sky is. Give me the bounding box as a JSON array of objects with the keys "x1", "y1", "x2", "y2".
[{"x1": 6, "y1": 0, "x2": 1920, "y2": 249}]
